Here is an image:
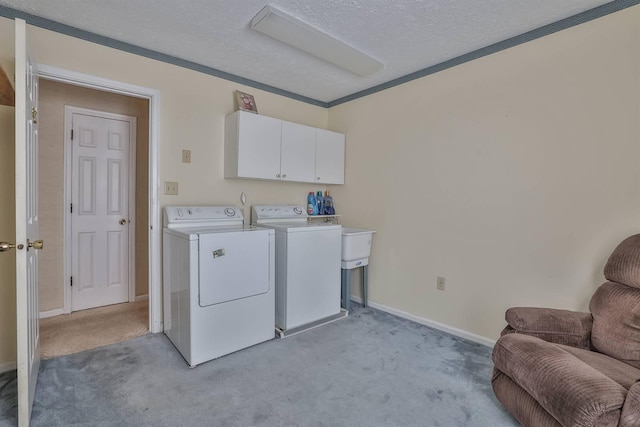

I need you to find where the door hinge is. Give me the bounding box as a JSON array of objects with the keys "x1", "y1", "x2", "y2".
[
  {"x1": 70, "y1": 276, "x2": 73, "y2": 287},
  {"x1": 70, "y1": 203, "x2": 73, "y2": 213},
  {"x1": 71, "y1": 129, "x2": 74, "y2": 140}
]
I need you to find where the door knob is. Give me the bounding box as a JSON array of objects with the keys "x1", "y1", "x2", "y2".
[
  {"x1": 0, "y1": 242, "x2": 24, "y2": 252},
  {"x1": 27, "y1": 239, "x2": 43, "y2": 251},
  {"x1": 119, "y1": 219, "x2": 127, "y2": 225}
]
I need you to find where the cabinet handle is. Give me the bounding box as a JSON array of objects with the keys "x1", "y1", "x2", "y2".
[
  {"x1": 282, "y1": 174, "x2": 287, "y2": 178},
  {"x1": 276, "y1": 174, "x2": 280, "y2": 178}
]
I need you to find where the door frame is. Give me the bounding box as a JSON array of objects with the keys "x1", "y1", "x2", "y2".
[
  {"x1": 38, "y1": 64, "x2": 163, "y2": 333},
  {"x1": 64, "y1": 106, "x2": 137, "y2": 311}
]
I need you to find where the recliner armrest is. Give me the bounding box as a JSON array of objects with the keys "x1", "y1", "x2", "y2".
[{"x1": 503, "y1": 307, "x2": 593, "y2": 350}]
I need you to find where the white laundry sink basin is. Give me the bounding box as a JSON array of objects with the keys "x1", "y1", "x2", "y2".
[{"x1": 341, "y1": 228, "x2": 375, "y2": 262}]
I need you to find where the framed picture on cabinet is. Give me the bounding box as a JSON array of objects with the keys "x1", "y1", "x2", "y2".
[{"x1": 235, "y1": 90, "x2": 258, "y2": 114}]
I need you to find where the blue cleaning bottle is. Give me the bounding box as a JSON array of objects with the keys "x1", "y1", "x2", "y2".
[
  {"x1": 316, "y1": 191, "x2": 324, "y2": 216},
  {"x1": 307, "y1": 192, "x2": 318, "y2": 215}
]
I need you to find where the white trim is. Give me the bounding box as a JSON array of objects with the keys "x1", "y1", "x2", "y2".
[
  {"x1": 39, "y1": 309, "x2": 64, "y2": 319},
  {"x1": 0, "y1": 361, "x2": 16, "y2": 374},
  {"x1": 39, "y1": 64, "x2": 162, "y2": 334},
  {"x1": 63, "y1": 106, "x2": 137, "y2": 310},
  {"x1": 350, "y1": 296, "x2": 496, "y2": 348},
  {"x1": 135, "y1": 294, "x2": 149, "y2": 302}
]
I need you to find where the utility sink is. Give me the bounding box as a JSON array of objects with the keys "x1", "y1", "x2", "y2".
[
  {"x1": 341, "y1": 228, "x2": 375, "y2": 264},
  {"x1": 341, "y1": 228, "x2": 376, "y2": 310}
]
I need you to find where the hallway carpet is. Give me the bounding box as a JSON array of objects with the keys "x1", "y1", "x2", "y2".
[
  {"x1": 0, "y1": 304, "x2": 517, "y2": 426},
  {"x1": 40, "y1": 299, "x2": 148, "y2": 359}
]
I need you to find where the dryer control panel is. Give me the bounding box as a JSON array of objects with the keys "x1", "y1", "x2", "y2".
[{"x1": 164, "y1": 206, "x2": 244, "y2": 228}]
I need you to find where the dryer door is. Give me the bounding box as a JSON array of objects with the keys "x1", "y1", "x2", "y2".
[{"x1": 198, "y1": 230, "x2": 270, "y2": 306}]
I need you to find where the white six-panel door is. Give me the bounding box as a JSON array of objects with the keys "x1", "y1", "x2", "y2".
[
  {"x1": 70, "y1": 111, "x2": 135, "y2": 311},
  {"x1": 15, "y1": 18, "x2": 41, "y2": 427}
]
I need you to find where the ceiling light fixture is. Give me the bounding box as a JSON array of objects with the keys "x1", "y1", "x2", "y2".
[{"x1": 251, "y1": 5, "x2": 384, "y2": 77}]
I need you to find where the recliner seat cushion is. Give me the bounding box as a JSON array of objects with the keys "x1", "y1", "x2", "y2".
[
  {"x1": 493, "y1": 333, "x2": 626, "y2": 427},
  {"x1": 590, "y1": 281, "x2": 640, "y2": 369},
  {"x1": 557, "y1": 344, "x2": 640, "y2": 390}
]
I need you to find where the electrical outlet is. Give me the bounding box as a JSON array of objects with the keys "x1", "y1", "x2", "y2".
[
  {"x1": 164, "y1": 181, "x2": 179, "y2": 195},
  {"x1": 182, "y1": 149, "x2": 191, "y2": 163},
  {"x1": 437, "y1": 276, "x2": 446, "y2": 291}
]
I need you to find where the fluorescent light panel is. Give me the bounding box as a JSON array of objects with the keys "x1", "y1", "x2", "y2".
[{"x1": 251, "y1": 6, "x2": 383, "y2": 77}]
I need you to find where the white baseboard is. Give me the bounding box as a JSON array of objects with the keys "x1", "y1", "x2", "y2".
[
  {"x1": 135, "y1": 294, "x2": 149, "y2": 302},
  {"x1": 350, "y1": 296, "x2": 496, "y2": 348},
  {"x1": 0, "y1": 361, "x2": 16, "y2": 374},
  {"x1": 40, "y1": 308, "x2": 65, "y2": 319}
]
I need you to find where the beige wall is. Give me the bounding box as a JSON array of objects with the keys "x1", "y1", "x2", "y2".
[
  {"x1": 0, "y1": 105, "x2": 16, "y2": 369},
  {"x1": 328, "y1": 6, "x2": 640, "y2": 340},
  {"x1": 38, "y1": 79, "x2": 150, "y2": 312}
]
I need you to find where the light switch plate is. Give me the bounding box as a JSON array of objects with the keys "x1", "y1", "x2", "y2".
[{"x1": 164, "y1": 181, "x2": 179, "y2": 195}]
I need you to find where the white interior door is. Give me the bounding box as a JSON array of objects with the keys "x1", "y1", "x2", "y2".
[
  {"x1": 71, "y1": 112, "x2": 133, "y2": 311},
  {"x1": 15, "y1": 18, "x2": 41, "y2": 427}
]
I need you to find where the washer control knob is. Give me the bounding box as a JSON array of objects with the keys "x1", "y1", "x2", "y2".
[
  {"x1": 224, "y1": 208, "x2": 235, "y2": 217},
  {"x1": 293, "y1": 207, "x2": 302, "y2": 215}
]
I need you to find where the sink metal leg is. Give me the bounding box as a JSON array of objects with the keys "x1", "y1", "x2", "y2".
[
  {"x1": 363, "y1": 265, "x2": 368, "y2": 307},
  {"x1": 341, "y1": 268, "x2": 351, "y2": 311}
]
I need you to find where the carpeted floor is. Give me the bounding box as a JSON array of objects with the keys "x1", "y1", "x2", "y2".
[
  {"x1": 0, "y1": 303, "x2": 517, "y2": 427},
  {"x1": 40, "y1": 299, "x2": 148, "y2": 359}
]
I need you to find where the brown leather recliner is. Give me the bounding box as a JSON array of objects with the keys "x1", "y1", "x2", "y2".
[{"x1": 492, "y1": 234, "x2": 640, "y2": 427}]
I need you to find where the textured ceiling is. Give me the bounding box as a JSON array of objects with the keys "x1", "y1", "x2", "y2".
[{"x1": 0, "y1": 0, "x2": 615, "y2": 103}]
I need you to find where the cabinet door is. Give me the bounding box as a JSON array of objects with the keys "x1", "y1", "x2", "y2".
[
  {"x1": 315, "y1": 129, "x2": 345, "y2": 184},
  {"x1": 281, "y1": 121, "x2": 316, "y2": 183},
  {"x1": 237, "y1": 112, "x2": 282, "y2": 180}
]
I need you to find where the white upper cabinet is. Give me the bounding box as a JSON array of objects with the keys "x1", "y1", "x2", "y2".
[
  {"x1": 225, "y1": 111, "x2": 282, "y2": 180},
  {"x1": 315, "y1": 129, "x2": 345, "y2": 185},
  {"x1": 281, "y1": 121, "x2": 316, "y2": 183},
  {"x1": 225, "y1": 111, "x2": 345, "y2": 184}
]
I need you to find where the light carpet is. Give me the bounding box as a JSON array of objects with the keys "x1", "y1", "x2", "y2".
[
  {"x1": 40, "y1": 299, "x2": 148, "y2": 359},
  {"x1": 1, "y1": 303, "x2": 517, "y2": 426}
]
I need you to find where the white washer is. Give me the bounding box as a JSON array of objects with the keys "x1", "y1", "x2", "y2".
[
  {"x1": 252, "y1": 205, "x2": 344, "y2": 337},
  {"x1": 163, "y1": 206, "x2": 275, "y2": 367}
]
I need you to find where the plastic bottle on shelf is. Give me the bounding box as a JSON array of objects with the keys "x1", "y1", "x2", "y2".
[
  {"x1": 316, "y1": 191, "x2": 324, "y2": 216},
  {"x1": 323, "y1": 190, "x2": 335, "y2": 215},
  {"x1": 307, "y1": 192, "x2": 317, "y2": 215}
]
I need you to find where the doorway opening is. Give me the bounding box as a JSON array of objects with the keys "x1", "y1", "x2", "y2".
[{"x1": 37, "y1": 78, "x2": 151, "y2": 358}]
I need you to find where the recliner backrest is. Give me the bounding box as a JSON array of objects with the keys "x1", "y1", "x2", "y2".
[{"x1": 590, "y1": 234, "x2": 640, "y2": 368}]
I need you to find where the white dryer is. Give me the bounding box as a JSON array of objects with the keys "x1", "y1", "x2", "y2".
[
  {"x1": 163, "y1": 206, "x2": 274, "y2": 367},
  {"x1": 252, "y1": 205, "x2": 345, "y2": 337}
]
